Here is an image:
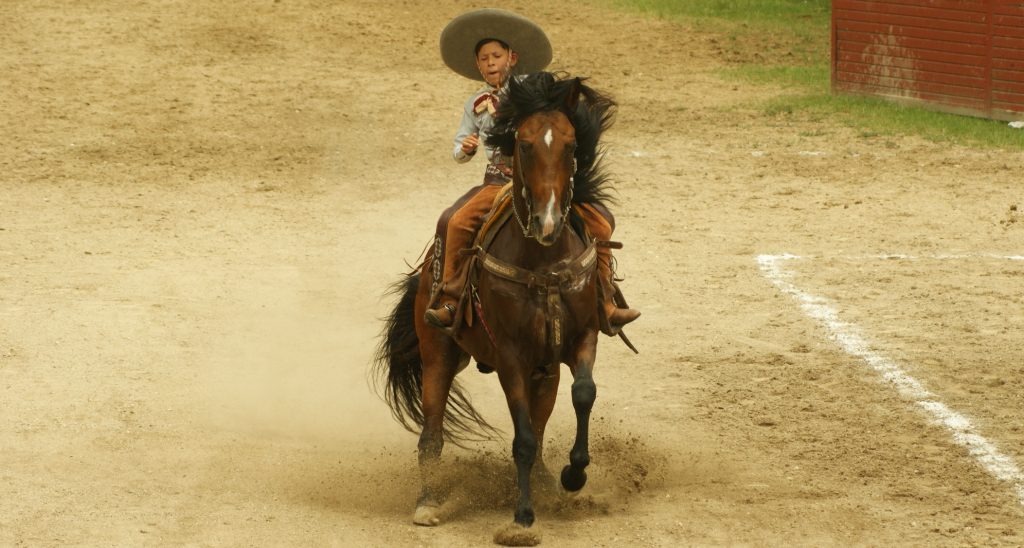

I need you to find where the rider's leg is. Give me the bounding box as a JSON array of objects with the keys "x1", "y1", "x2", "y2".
[
  {"x1": 575, "y1": 203, "x2": 640, "y2": 334},
  {"x1": 425, "y1": 183, "x2": 504, "y2": 329}
]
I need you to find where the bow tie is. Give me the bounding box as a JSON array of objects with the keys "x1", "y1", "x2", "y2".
[{"x1": 473, "y1": 92, "x2": 498, "y2": 115}]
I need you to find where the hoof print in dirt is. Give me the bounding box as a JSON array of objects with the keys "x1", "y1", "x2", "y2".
[{"x1": 493, "y1": 522, "x2": 541, "y2": 546}]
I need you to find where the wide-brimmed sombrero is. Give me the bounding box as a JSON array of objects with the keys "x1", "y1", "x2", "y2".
[{"x1": 440, "y1": 8, "x2": 552, "y2": 81}]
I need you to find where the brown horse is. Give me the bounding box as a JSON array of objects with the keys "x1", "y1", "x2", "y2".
[{"x1": 375, "y1": 72, "x2": 623, "y2": 546}]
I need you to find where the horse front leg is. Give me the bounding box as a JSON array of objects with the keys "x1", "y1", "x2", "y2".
[
  {"x1": 562, "y1": 330, "x2": 598, "y2": 492},
  {"x1": 493, "y1": 366, "x2": 543, "y2": 546},
  {"x1": 528, "y1": 364, "x2": 560, "y2": 494}
]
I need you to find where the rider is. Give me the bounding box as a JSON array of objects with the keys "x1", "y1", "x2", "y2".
[{"x1": 425, "y1": 8, "x2": 640, "y2": 334}]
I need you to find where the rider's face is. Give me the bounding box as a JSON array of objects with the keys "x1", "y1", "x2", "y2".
[{"x1": 475, "y1": 41, "x2": 518, "y2": 88}]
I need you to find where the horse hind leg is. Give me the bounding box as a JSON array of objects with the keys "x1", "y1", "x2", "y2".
[
  {"x1": 412, "y1": 308, "x2": 462, "y2": 526},
  {"x1": 412, "y1": 346, "x2": 460, "y2": 525}
]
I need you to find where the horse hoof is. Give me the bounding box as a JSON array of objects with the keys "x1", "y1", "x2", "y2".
[
  {"x1": 413, "y1": 503, "x2": 441, "y2": 526},
  {"x1": 560, "y1": 465, "x2": 587, "y2": 492},
  {"x1": 493, "y1": 521, "x2": 541, "y2": 546}
]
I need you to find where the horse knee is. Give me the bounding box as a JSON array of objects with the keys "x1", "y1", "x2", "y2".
[
  {"x1": 512, "y1": 432, "x2": 538, "y2": 467},
  {"x1": 571, "y1": 378, "x2": 596, "y2": 412}
]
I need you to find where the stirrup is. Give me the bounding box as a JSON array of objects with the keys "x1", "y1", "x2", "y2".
[{"x1": 424, "y1": 303, "x2": 457, "y2": 329}]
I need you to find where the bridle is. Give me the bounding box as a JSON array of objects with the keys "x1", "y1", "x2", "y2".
[{"x1": 510, "y1": 127, "x2": 577, "y2": 240}]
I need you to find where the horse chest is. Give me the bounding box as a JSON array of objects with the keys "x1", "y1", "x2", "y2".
[{"x1": 476, "y1": 273, "x2": 596, "y2": 347}]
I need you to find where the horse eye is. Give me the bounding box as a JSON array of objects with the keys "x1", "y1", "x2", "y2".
[{"x1": 519, "y1": 142, "x2": 532, "y2": 155}]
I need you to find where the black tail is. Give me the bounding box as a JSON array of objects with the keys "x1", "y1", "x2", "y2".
[{"x1": 372, "y1": 272, "x2": 498, "y2": 447}]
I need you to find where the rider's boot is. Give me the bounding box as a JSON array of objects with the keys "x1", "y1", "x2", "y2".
[
  {"x1": 424, "y1": 285, "x2": 461, "y2": 329},
  {"x1": 597, "y1": 247, "x2": 640, "y2": 335},
  {"x1": 605, "y1": 298, "x2": 641, "y2": 333}
]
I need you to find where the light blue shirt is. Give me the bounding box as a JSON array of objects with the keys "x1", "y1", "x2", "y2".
[
  {"x1": 451, "y1": 84, "x2": 517, "y2": 186},
  {"x1": 452, "y1": 85, "x2": 500, "y2": 164}
]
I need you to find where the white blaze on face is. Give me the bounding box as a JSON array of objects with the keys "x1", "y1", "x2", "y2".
[
  {"x1": 541, "y1": 189, "x2": 557, "y2": 238},
  {"x1": 543, "y1": 128, "x2": 553, "y2": 148}
]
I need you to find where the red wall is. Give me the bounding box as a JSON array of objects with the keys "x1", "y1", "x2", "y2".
[{"x1": 832, "y1": 0, "x2": 1024, "y2": 121}]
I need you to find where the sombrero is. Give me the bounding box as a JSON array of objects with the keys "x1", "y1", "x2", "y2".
[{"x1": 440, "y1": 8, "x2": 552, "y2": 81}]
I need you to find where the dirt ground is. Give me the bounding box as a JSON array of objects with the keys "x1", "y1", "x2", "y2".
[{"x1": 3, "y1": 0, "x2": 1024, "y2": 546}]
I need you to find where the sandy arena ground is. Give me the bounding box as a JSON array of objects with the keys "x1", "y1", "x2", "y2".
[{"x1": 3, "y1": 1, "x2": 1024, "y2": 545}]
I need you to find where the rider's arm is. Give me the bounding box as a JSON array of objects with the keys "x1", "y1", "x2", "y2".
[{"x1": 452, "y1": 95, "x2": 479, "y2": 163}]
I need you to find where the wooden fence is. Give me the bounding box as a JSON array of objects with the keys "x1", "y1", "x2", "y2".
[{"x1": 832, "y1": 0, "x2": 1024, "y2": 121}]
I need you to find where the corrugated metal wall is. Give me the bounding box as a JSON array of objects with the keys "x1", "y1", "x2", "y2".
[{"x1": 832, "y1": 0, "x2": 1024, "y2": 121}]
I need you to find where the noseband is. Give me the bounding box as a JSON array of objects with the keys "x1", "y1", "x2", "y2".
[{"x1": 511, "y1": 128, "x2": 577, "y2": 240}]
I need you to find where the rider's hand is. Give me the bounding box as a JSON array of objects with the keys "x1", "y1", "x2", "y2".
[{"x1": 461, "y1": 133, "x2": 479, "y2": 155}]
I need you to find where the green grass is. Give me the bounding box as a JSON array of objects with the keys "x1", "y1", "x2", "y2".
[
  {"x1": 607, "y1": 0, "x2": 830, "y2": 26},
  {"x1": 723, "y1": 65, "x2": 831, "y2": 91},
  {"x1": 604, "y1": 0, "x2": 1024, "y2": 148}
]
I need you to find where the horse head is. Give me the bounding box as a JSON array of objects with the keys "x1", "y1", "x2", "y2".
[
  {"x1": 489, "y1": 73, "x2": 616, "y2": 246},
  {"x1": 511, "y1": 80, "x2": 580, "y2": 245}
]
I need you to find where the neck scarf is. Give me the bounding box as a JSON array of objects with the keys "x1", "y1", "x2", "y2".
[{"x1": 473, "y1": 91, "x2": 498, "y2": 116}]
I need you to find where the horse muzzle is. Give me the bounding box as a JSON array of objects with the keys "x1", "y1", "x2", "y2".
[
  {"x1": 531, "y1": 190, "x2": 564, "y2": 246},
  {"x1": 533, "y1": 216, "x2": 562, "y2": 246}
]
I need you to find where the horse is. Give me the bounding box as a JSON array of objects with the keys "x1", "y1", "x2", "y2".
[{"x1": 375, "y1": 72, "x2": 622, "y2": 546}]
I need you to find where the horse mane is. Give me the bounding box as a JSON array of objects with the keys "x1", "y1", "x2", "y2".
[{"x1": 486, "y1": 71, "x2": 617, "y2": 207}]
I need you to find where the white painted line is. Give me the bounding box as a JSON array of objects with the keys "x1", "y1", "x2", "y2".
[
  {"x1": 838, "y1": 253, "x2": 1024, "y2": 262},
  {"x1": 757, "y1": 254, "x2": 1024, "y2": 507}
]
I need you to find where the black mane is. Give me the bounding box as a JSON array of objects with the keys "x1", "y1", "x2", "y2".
[{"x1": 486, "y1": 72, "x2": 616, "y2": 207}]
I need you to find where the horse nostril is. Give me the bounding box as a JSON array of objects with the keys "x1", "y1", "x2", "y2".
[{"x1": 534, "y1": 214, "x2": 557, "y2": 240}]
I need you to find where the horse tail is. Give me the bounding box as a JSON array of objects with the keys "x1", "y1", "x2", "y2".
[
  {"x1": 373, "y1": 271, "x2": 499, "y2": 447},
  {"x1": 374, "y1": 272, "x2": 424, "y2": 435}
]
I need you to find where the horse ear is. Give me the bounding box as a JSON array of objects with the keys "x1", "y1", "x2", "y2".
[{"x1": 564, "y1": 77, "x2": 582, "y2": 112}]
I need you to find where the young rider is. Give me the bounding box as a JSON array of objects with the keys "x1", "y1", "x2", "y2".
[{"x1": 425, "y1": 8, "x2": 640, "y2": 334}]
